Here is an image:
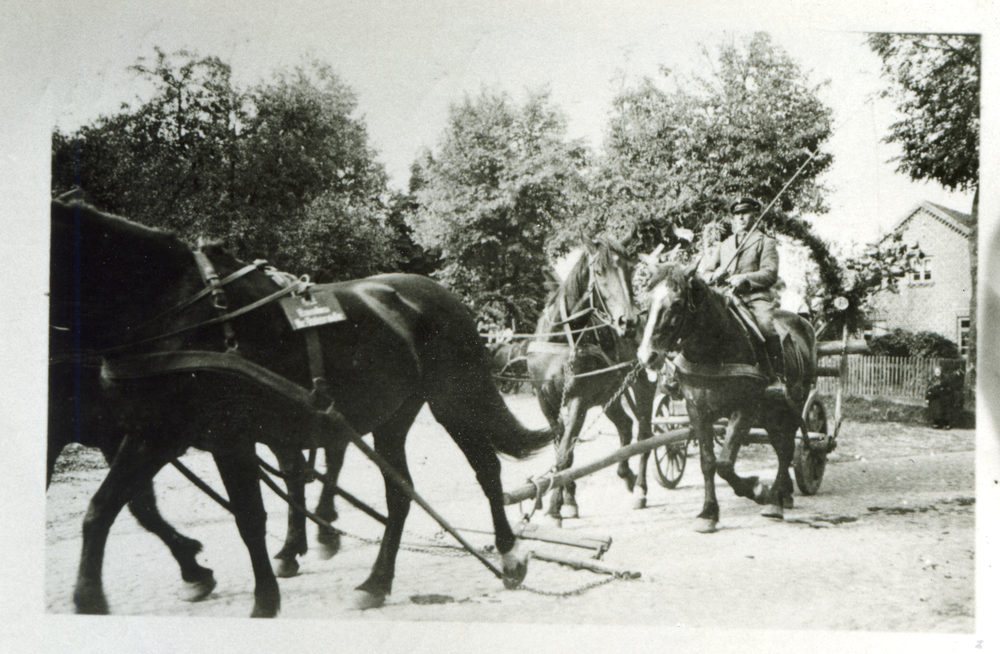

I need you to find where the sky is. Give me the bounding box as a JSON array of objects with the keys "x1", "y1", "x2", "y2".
[{"x1": 2, "y1": 0, "x2": 982, "y2": 249}]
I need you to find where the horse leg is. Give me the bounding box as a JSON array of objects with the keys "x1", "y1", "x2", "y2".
[
  {"x1": 760, "y1": 420, "x2": 797, "y2": 520},
  {"x1": 449, "y1": 422, "x2": 532, "y2": 590},
  {"x1": 547, "y1": 397, "x2": 585, "y2": 524},
  {"x1": 691, "y1": 414, "x2": 720, "y2": 533},
  {"x1": 352, "y1": 397, "x2": 424, "y2": 610},
  {"x1": 124, "y1": 475, "x2": 217, "y2": 601},
  {"x1": 714, "y1": 411, "x2": 759, "y2": 500},
  {"x1": 605, "y1": 399, "x2": 637, "y2": 494},
  {"x1": 74, "y1": 435, "x2": 173, "y2": 614},
  {"x1": 627, "y1": 376, "x2": 657, "y2": 509},
  {"x1": 212, "y1": 446, "x2": 280, "y2": 618},
  {"x1": 431, "y1": 395, "x2": 533, "y2": 590},
  {"x1": 315, "y1": 446, "x2": 346, "y2": 559},
  {"x1": 271, "y1": 447, "x2": 309, "y2": 578}
]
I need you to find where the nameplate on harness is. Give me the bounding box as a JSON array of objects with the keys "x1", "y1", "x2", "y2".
[{"x1": 279, "y1": 287, "x2": 346, "y2": 330}]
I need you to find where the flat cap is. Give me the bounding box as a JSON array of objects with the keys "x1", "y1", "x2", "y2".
[{"x1": 730, "y1": 197, "x2": 761, "y2": 214}]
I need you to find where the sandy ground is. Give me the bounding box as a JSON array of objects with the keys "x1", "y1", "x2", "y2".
[{"x1": 45, "y1": 394, "x2": 975, "y2": 634}]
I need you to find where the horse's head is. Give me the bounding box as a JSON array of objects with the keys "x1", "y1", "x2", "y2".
[
  {"x1": 583, "y1": 236, "x2": 638, "y2": 337},
  {"x1": 50, "y1": 200, "x2": 196, "y2": 353},
  {"x1": 637, "y1": 261, "x2": 698, "y2": 370}
]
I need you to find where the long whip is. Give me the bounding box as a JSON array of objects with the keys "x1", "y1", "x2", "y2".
[{"x1": 718, "y1": 148, "x2": 821, "y2": 276}]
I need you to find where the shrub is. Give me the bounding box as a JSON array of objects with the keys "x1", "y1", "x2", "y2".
[{"x1": 867, "y1": 328, "x2": 959, "y2": 358}]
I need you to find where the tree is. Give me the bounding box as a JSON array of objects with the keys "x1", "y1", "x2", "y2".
[
  {"x1": 52, "y1": 50, "x2": 404, "y2": 281},
  {"x1": 410, "y1": 88, "x2": 589, "y2": 326},
  {"x1": 237, "y1": 58, "x2": 391, "y2": 270},
  {"x1": 868, "y1": 33, "x2": 980, "y2": 400},
  {"x1": 52, "y1": 48, "x2": 245, "y2": 236},
  {"x1": 586, "y1": 32, "x2": 833, "y2": 257}
]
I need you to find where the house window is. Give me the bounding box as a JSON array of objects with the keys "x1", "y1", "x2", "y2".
[
  {"x1": 909, "y1": 258, "x2": 932, "y2": 283},
  {"x1": 959, "y1": 316, "x2": 971, "y2": 356}
]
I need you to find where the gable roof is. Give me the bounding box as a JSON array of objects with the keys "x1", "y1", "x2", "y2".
[{"x1": 882, "y1": 201, "x2": 972, "y2": 241}]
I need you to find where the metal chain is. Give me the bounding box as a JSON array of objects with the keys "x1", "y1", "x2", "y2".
[
  {"x1": 575, "y1": 361, "x2": 643, "y2": 444},
  {"x1": 513, "y1": 575, "x2": 621, "y2": 597}
]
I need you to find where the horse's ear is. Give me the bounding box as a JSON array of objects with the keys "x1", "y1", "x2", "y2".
[
  {"x1": 682, "y1": 257, "x2": 701, "y2": 278},
  {"x1": 638, "y1": 243, "x2": 665, "y2": 268},
  {"x1": 620, "y1": 225, "x2": 638, "y2": 249}
]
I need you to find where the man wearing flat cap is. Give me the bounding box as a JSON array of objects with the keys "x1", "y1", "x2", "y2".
[{"x1": 700, "y1": 197, "x2": 786, "y2": 396}]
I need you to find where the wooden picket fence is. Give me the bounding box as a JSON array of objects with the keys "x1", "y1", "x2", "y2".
[{"x1": 815, "y1": 355, "x2": 964, "y2": 400}]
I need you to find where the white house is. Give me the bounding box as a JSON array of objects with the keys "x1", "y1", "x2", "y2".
[{"x1": 868, "y1": 201, "x2": 973, "y2": 355}]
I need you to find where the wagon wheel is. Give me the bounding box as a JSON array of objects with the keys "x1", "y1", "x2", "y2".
[
  {"x1": 651, "y1": 394, "x2": 687, "y2": 489},
  {"x1": 794, "y1": 393, "x2": 829, "y2": 495}
]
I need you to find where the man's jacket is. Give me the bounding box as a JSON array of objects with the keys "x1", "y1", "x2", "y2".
[{"x1": 700, "y1": 230, "x2": 779, "y2": 303}]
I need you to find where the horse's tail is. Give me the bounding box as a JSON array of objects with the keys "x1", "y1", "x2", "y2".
[
  {"x1": 491, "y1": 410, "x2": 564, "y2": 460},
  {"x1": 427, "y1": 371, "x2": 563, "y2": 461}
]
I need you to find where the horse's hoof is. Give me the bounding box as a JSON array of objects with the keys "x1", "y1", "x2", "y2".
[
  {"x1": 351, "y1": 590, "x2": 386, "y2": 610},
  {"x1": 274, "y1": 558, "x2": 300, "y2": 578},
  {"x1": 501, "y1": 541, "x2": 529, "y2": 589},
  {"x1": 74, "y1": 587, "x2": 109, "y2": 615},
  {"x1": 752, "y1": 482, "x2": 770, "y2": 505},
  {"x1": 632, "y1": 496, "x2": 647, "y2": 510},
  {"x1": 250, "y1": 603, "x2": 278, "y2": 618},
  {"x1": 761, "y1": 504, "x2": 784, "y2": 520},
  {"x1": 180, "y1": 574, "x2": 217, "y2": 602},
  {"x1": 694, "y1": 518, "x2": 718, "y2": 534},
  {"x1": 545, "y1": 514, "x2": 563, "y2": 529},
  {"x1": 317, "y1": 531, "x2": 341, "y2": 560},
  {"x1": 561, "y1": 504, "x2": 579, "y2": 519}
]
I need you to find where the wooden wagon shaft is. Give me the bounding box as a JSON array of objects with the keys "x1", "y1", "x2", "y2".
[
  {"x1": 530, "y1": 551, "x2": 641, "y2": 579},
  {"x1": 646, "y1": 418, "x2": 829, "y2": 446},
  {"x1": 503, "y1": 427, "x2": 697, "y2": 505},
  {"x1": 514, "y1": 521, "x2": 612, "y2": 556},
  {"x1": 817, "y1": 339, "x2": 870, "y2": 356}
]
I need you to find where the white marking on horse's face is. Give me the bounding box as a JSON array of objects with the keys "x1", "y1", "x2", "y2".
[{"x1": 638, "y1": 282, "x2": 671, "y2": 368}]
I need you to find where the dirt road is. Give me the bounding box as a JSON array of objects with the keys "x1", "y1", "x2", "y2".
[{"x1": 45, "y1": 395, "x2": 974, "y2": 633}]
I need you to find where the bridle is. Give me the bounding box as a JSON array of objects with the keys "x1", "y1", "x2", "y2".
[
  {"x1": 50, "y1": 254, "x2": 307, "y2": 367},
  {"x1": 552, "y1": 247, "x2": 635, "y2": 352},
  {"x1": 648, "y1": 272, "x2": 697, "y2": 355}
]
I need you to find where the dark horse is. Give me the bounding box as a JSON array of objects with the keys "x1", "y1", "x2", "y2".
[
  {"x1": 47, "y1": 358, "x2": 343, "y2": 585},
  {"x1": 637, "y1": 263, "x2": 816, "y2": 532},
  {"x1": 48, "y1": 359, "x2": 217, "y2": 601},
  {"x1": 527, "y1": 236, "x2": 656, "y2": 525},
  {"x1": 51, "y1": 199, "x2": 560, "y2": 617}
]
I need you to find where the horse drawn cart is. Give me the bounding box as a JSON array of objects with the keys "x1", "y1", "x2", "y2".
[
  {"x1": 647, "y1": 334, "x2": 870, "y2": 495},
  {"x1": 501, "y1": 331, "x2": 871, "y2": 510}
]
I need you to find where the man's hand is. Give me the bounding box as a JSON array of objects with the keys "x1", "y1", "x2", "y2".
[{"x1": 728, "y1": 273, "x2": 751, "y2": 293}]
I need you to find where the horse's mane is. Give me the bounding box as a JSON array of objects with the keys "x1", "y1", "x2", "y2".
[
  {"x1": 646, "y1": 262, "x2": 698, "y2": 298},
  {"x1": 53, "y1": 199, "x2": 189, "y2": 254},
  {"x1": 646, "y1": 263, "x2": 731, "y2": 318},
  {"x1": 548, "y1": 237, "x2": 629, "y2": 313}
]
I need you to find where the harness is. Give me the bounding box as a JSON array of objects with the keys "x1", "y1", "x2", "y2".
[{"x1": 58, "y1": 230, "x2": 511, "y2": 582}]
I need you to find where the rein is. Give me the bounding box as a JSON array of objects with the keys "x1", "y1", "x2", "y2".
[{"x1": 96, "y1": 249, "x2": 509, "y2": 581}]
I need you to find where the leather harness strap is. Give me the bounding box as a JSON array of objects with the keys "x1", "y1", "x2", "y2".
[
  {"x1": 672, "y1": 352, "x2": 766, "y2": 382},
  {"x1": 192, "y1": 251, "x2": 332, "y2": 466},
  {"x1": 193, "y1": 250, "x2": 238, "y2": 351}
]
